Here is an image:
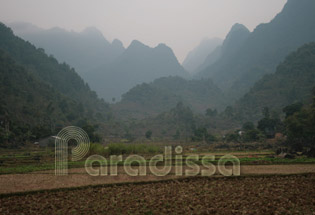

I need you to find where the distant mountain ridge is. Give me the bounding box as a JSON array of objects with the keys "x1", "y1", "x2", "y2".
[
  {"x1": 10, "y1": 22, "x2": 189, "y2": 103},
  {"x1": 86, "y1": 40, "x2": 189, "y2": 102},
  {"x1": 8, "y1": 22, "x2": 125, "y2": 76},
  {"x1": 197, "y1": 0, "x2": 315, "y2": 100}
]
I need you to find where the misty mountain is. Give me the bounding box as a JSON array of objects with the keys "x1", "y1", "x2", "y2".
[
  {"x1": 0, "y1": 23, "x2": 112, "y2": 127},
  {"x1": 86, "y1": 40, "x2": 189, "y2": 102},
  {"x1": 9, "y1": 22, "x2": 125, "y2": 76},
  {"x1": 197, "y1": 0, "x2": 315, "y2": 100},
  {"x1": 234, "y1": 42, "x2": 315, "y2": 122},
  {"x1": 196, "y1": 23, "x2": 250, "y2": 74},
  {"x1": 182, "y1": 38, "x2": 222, "y2": 74},
  {"x1": 113, "y1": 76, "x2": 226, "y2": 119}
]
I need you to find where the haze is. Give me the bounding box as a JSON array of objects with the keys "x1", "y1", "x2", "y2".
[{"x1": 0, "y1": 0, "x2": 286, "y2": 62}]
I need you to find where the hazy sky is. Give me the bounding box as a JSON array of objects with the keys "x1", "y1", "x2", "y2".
[{"x1": 0, "y1": 0, "x2": 287, "y2": 62}]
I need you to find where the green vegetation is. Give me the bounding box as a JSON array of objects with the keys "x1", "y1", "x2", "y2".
[
  {"x1": 0, "y1": 23, "x2": 114, "y2": 147},
  {"x1": 145, "y1": 130, "x2": 152, "y2": 139},
  {"x1": 234, "y1": 43, "x2": 315, "y2": 122},
  {"x1": 106, "y1": 143, "x2": 161, "y2": 155},
  {"x1": 284, "y1": 88, "x2": 315, "y2": 152},
  {"x1": 114, "y1": 76, "x2": 226, "y2": 119}
]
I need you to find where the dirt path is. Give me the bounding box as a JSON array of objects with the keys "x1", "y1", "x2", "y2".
[{"x1": 1, "y1": 164, "x2": 315, "y2": 194}]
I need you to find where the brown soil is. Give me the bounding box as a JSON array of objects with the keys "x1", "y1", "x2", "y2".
[
  {"x1": 1, "y1": 164, "x2": 315, "y2": 194},
  {"x1": 1, "y1": 174, "x2": 315, "y2": 214}
]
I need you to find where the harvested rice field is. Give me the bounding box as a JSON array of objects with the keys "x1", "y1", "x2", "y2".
[{"x1": 1, "y1": 174, "x2": 315, "y2": 215}]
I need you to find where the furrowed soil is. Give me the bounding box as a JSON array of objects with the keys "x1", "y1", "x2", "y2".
[
  {"x1": 1, "y1": 164, "x2": 315, "y2": 194},
  {"x1": 1, "y1": 174, "x2": 315, "y2": 215}
]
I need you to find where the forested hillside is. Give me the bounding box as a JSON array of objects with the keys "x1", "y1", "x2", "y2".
[
  {"x1": 233, "y1": 42, "x2": 315, "y2": 122},
  {"x1": 0, "y1": 50, "x2": 90, "y2": 145},
  {"x1": 0, "y1": 23, "x2": 111, "y2": 120},
  {"x1": 0, "y1": 23, "x2": 115, "y2": 146},
  {"x1": 114, "y1": 76, "x2": 226, "y2": 119}
]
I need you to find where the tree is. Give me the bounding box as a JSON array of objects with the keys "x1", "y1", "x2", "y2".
[
  {"x1": 283, "y1": 102, "x2": 303, "y2": 118},
  {"x1": 205, "y1": 108, "x2": 218, "y2": 117},
  {"x1": 285, "y1": 106, "x2": 315, "y2": 151},
  {"x1": 262, "y1": 107, "x2": 270, "y2": 119},
  {"x1": 191, "y1": 127, "x2": 216, "y2": 143},
  {"x1": 257, "y1": 108, "x2": 282, "y2": 138},
  {"x1": 242, "y1": 122, "x2": 255, "y2": 131},
  {"x1": 223, "y1": 106, "x2": 234, "y2": 118},
  {"x1": 81, "y1": 123, "x2": 101, "y2": 143},
  {"x1": 145, "y1": 130, "x2": 152, "y2": 139},
  {"x1": 225, "y1": 132, "x2": 240, "y2": 143},
  {"x1": 242, "y1": 129, "x2": 262, "y2": 142}
]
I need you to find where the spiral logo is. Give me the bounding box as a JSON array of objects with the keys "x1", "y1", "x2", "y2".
[{"x1": 55, "y1": 126, "x2": 90, "y2": 175}]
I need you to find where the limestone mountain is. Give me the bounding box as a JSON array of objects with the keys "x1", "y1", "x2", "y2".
[
  {"x1": 197, "y1": 23, "x2": 250, "y2": 75},
  {"x1": 182, "y1": 38, "x2": 222, "y2": 74},
  {"x1": 197, "y1": 0, "x2": 315, "y2": 100},
  {"x1": 9, "y1": 22, "x2": 125, "y2": 76},
  {"x1": 86, "y1": 40, "x2": 189, "y2": 102}
]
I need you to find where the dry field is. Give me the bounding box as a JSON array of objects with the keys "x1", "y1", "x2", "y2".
[
  {"x1": 1, "y1": 164, "x2": 315, "y2": 194},
  {"x1": 1, "y1": 174, "x2": 315, "y2": 214}
]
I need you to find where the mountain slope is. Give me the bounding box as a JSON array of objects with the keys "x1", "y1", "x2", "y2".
[
  {"x1": 234, "y1": 42, "x2": 315, "y2": 121},
  {"x1": 197, "y1": 0, "x2": 315, "y2": 99},
  {"x1": 197, "y1": 23, "x2": 250, "y2": 75},
  {"x1": 113, "y1": 76, "x2": 226, "y2": 119},
  {"x1": 0, "y1": 50, "x2": 92, "y2": 145},
  {"x1": 0, "y1": 23, "x2": 112, "y2": 123},
  {"x1": 182, "y1": 38, "x2": 222, "y2": 74},
  {"x1": 9, "y1": 22, "x2": 125, "y2": 76},
  {"x1": 86, "y1": 40, "x2": 189, "y2": 102}
]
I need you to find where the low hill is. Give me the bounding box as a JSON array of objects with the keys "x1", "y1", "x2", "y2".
[{"x1": 113, "y1": 76, "x2": 226, "y2": 119}]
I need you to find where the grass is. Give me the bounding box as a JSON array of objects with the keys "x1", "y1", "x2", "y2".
[
  {"x1": 1, "y1": 144, "x2": 315, "y2": 174},
  {"x1": 1, "y1": 155, "x2": 315, "y2": 174},
  {"x1": 88, "y1": 142, "x2": 162, "y2": 156}
]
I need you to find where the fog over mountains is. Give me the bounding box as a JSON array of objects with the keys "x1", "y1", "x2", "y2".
[
  {"x1": 9, "y1": 22, "x2": 188, "y2": 102},
  {"x1": 3, "y1": 0, "x2": 315, "y2": 127},
  {"x1": 86, "y1": 40, "x2": 188, "y2": 102},
  {"x1": 182, "y1": 38, "x2": 222, "y2": 74},
  {"x1": 196, "y1": 0, "x2": 315, "y2": 100},
  {"x1": 195, "y1": 23, "x2": 250, "y2": 75},
  {"x1": 9, "y1": 22, "x2": 125, "y2": 77}
]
